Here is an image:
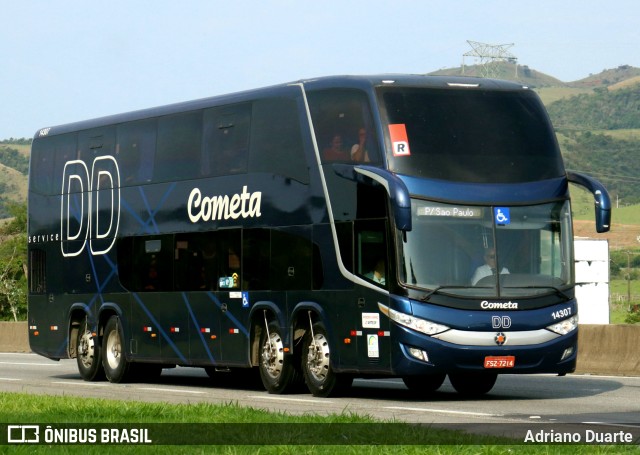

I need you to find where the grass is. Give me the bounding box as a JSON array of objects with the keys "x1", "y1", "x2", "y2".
[{"x1": 1, "y1": 393, "x2": 636, "y2": 454}]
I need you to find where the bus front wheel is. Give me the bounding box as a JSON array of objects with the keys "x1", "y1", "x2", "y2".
[
  {"x1": 102, "y1": 315, "x2": 134, "y2": 383},
  {"x1": 301, "y1": 321, "x2": 352, "y2": 398},
  {"x1": 402, "y1": 373, "x2": 446, "y2": 396},
  {"x1": 76, "y1": 319, "x2": 105, "y2": 381},
  {"x1": 258, "y1": 321, "x2": 301, "y2": 394},
  {"x1": 448, "y1": 372, "x2": 497, "y2": 397}
]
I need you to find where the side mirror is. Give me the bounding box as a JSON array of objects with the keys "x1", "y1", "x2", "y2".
[
  {"x1": 333, "y1": 164, "x2": 412, "y2": 231},
  {"x1": 567, "y1": 171, "x2": 611, "y2": 233}
]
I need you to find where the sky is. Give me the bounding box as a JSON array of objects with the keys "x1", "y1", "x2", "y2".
[{"x1": 1, "y1": 0, "x2": 638, "y2": 140}]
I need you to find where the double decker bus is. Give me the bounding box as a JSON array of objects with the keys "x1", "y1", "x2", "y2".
[{"x1": 27, "y1": 75, "x2": 611, "y2": 397}]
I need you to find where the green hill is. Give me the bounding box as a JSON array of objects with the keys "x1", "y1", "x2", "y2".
[
  {"x1": 545, "y1": 84, "x2": 640, "y2": 130},
  {"x1": 570, "y1": 65, "x2": 640, "y2": 88}
]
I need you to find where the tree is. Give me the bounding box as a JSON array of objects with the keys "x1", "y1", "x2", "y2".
[
  {"x1": 0, "y1": 202, "x2": 27, "y2": 321},
  {"x1": 0, "y1": 240, "x2": 26, "y2": 321}
]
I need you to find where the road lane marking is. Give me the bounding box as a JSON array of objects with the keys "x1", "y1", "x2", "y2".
[
  {"x1": 247, "y1": 395, "x2": 332, "y2": 404},
  {"x1": 52, "y1": 381, "x2": 110, "y2": 387},
  {"x1": 0, "y1": 361, "x2": 62, "y2": 367},
  {"x1": 138, "y1": 387, "x2": 206, "y2": 395},
  {"x1": 583, "y1": 422, "x2": 640, "y2": 429},
  {"x1": 0, "y1": 378, "x2": 21, "y2": 381},
  {"x1": 384, "y1": 406, "x2": 501, "y2": 417}
]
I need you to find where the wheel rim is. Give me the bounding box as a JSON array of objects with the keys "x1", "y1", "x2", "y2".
[
  {"x1": 105, "y1": 328, "x2": 122, "y2": 370},
  {"x1": 306, "y1": 333, "x2": 330, "y2": 382},
  {"x1": 261, "y1": 331, "x2": 284, "y2": 379},
  {"x1": 78, "y1": 330, "x2": 96, "y2": 369}
]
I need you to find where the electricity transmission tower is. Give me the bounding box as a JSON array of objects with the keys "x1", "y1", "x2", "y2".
[{"x1": 462, "y1": 40, "x2": 518, "y2": 78}]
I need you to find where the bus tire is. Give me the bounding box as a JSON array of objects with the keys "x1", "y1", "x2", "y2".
[
  {"x1": 448, "y1": 372, "x2": 497, "y2": 397},
  {"x1": 258, "y1": 320, "x2": 302, "y2": 394},
  {"x1": 76, "y1": 319, "x2": 105, "y2": 381},
  {"x1": 102, "y1": 315, "x2": 134, "y2": 383},
  {"x1": 402, "y1": 373, "x2": 446, "y2": 396},
  {"x1": 301, "y1": 321, "x2": 352, "y2": 398}
]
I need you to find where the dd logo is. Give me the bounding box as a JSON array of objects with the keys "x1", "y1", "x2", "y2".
[
  {"x1": 61, "y1": 157, "x2": 121, "y2": 257},
  {"x1": 492, "y1": 316, "x2": 512, "y2": 329}
]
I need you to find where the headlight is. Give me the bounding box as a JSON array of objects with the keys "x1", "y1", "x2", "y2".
[
  {"x1": 378, "y1": 303, "x2": 450, "y2": 336},
  {"x1": 546, "y1": 315, "x2": 578, "y2": 335}
]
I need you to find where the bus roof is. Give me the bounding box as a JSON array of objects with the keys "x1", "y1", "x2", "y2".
[{"x1": 33, "y1": 74, "x2": 529, "y2": 139}]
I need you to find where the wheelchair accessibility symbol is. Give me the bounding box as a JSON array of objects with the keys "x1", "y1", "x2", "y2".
[{"x1": 494, "y1": 207, "x2": 510, "y2": 225}]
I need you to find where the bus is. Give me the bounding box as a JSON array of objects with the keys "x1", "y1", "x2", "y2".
[{"x1": 27, "y1": 75, "x2": 611, "y2": 397}]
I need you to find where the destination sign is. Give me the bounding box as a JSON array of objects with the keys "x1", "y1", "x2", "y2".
[{"x1": 417, "y1": 206, "x2": 483, "y2": 218}]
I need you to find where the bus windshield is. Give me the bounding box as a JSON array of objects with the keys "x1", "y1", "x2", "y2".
[
  {"x1": 380, "y1": 87, "x2": 565, "y2": 183},
  {"x1": 397, "y1": 199, "x2": 574, "y2": 298}
]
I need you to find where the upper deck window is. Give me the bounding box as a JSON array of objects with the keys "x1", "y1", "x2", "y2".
[
  {"x1": 307, "y1": 89, "x2": 380, "y2": 164},
  {"x1": 380, "y1": 87, "x2": 564, "y2": 183}
]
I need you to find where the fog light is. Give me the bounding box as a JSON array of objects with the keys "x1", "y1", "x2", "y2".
[
  {"x1": 560, "y1": 346, "x2": 575, "y2": 361},
  {"x1": 408, "y1": 347, "x2": 429, "y2": 362}
]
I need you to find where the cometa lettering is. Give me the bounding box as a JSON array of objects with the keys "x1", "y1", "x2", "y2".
[
  {"x1": 481, "y1": 300, "x2": 519, "y2": 309},
  {"x1": 188, "y1": 186, "x2": 262, "y2": 223}
]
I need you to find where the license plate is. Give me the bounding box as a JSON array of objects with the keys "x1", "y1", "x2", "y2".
[{"x1": 484, "y1": 356, "x2": 515, "y2": 368}]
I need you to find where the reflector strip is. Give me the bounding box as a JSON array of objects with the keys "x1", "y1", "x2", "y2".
[
  {"x1": 143, "y1": 326, "x2": 153, "y2": 332},
  {"x1": 229, "y1": 328, "x2": 239, "y2": 334},
  {"x1": 200, "y1": 328, "x2": 211, "y2": 333},
  {"x1": 50, "y1": 326, "x2": 58, "y2": 331},
  {"x1": 170, "y1": 327, "x2": 180, "y2": 333}
]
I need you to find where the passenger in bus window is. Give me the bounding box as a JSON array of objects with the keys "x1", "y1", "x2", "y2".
[
  {"x1": 350, "y1": 128, "x2": 370, "y2": 162},
  {"x1": 322, "y1": 134, "x2": 349, "y2": 161},
  {"x1": 144, "y1": 259, "x2": 160, "y2": 291},
  {"x1": 366, "y1": 259, "x2": 386, "y2": 286},
  {"x1": 471, "y1": 248, "x2": 509, "y2": 285}
]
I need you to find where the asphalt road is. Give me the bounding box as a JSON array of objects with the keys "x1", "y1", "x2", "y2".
[{"x1": 1, "y1": 352, "x2": 639, "y2": 442}]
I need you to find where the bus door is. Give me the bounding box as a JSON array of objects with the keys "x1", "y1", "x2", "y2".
[
  {"x1": 212, "y1": 230, "x2": 250, "y2": 365},
  {"x1": 354, "y1": 220, "x2": 392, "y2": 371}
]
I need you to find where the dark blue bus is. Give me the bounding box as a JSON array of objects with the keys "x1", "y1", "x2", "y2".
[{"x1": 27, "y1": 75, "x2": 611, "y2": 397}]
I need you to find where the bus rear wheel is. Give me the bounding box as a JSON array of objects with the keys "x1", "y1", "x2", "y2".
[
  {"x1": 76, "y1": 320, "x2": 105, "y2": 381},
  {"x1": 102, "y1": 315, "x2": 134, "y2": 383},
  {"x1": 258, "y1": 321, "x2": 302, "y2": 394},
  {"x1": 301, "y1": 321, "x2": 352, "y2": 398},
  {"x1": 448, "y1": 372, "x2": 497, "y2": 397}
]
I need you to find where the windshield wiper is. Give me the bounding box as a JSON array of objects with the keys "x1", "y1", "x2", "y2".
[
  {"x1": 503, "y1": 285, "x2": 572, "y2": 301},
  {"x1": 419, "y1": 286, "x2": 469, "y2": 301}
]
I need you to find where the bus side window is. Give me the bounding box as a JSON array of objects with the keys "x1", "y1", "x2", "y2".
[
  {"x1": 116, "y1": 119, "x2": 157, "y2": 185},
  {"x1": 117, "y1": 236, "x2": 173, "y2": 292},
  {"x1": 250, "y1": 97, "x2": 309, "y2": 184},
  {"x1": 203, "y1": 104, "x2": 250, "y2": 177},
  {"x1": 271, "y1": 228, "x2": 313, "y2": 291},
  {"x1": 356, "y1": 221, "x2": 388, "y2": 288},
  {"x1": 243, "y1": 229, "x2": 271, "y2": 291},
  {"x1": 307, "y1": 89, "x2": 379, "y2": 164},
  {"x1": 156, "y1": 111, "x2": 202, "y2": 182},
  {"x1": 217, "y1": 230, "x2": 242, "y2": 289},
  {"x1": 30, "y1": 134, "x2": 75, "y2": 195}
]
